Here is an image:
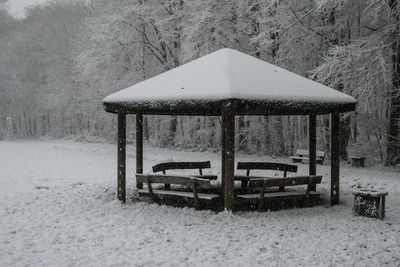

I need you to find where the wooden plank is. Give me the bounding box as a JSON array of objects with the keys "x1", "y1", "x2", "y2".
[
  {"x1": 117, "y1": 112, "x2": 126, "y2": 202},
  {"x1": 136, "y1": 174, "x2": 211, "y2": 189},
  {"x1": 222, "y1": 107, "x2": 235, "y2": 211},
  {"x1": 136, "y1": 113, "x2": 143, "y2": 189},
  {"x1": 309, "y1": 114, "x2": 317, "y2": 190},
  {"x1": 237, "y1": 191, "x2": 320, "y2": 200},
  {"x1": 331, "y1": 112, "x2": 340, "y2": 205},
  {"x1": 247, "y1": 175, "x2": 322, "y2": 188},
  {"x1": 235, "y1": 175, "x2": 264, "y2": 180},
  {"x1": 192, "y1": 175, "x2": 218, "y2": 180},
  {"x1": 291, "y1": 156, "x2": 324, "y2": 165},
  {"x1": 138, "y1": 189, "x2": 219, "y2": 201},
  {"x1": 237, "y1": 162, "x2": 298, "y2": 173},
  {"x1": 290, "y1": 156, "x2": 307, "y2": 160},
  {"x1": 152, "y1": 161, "x2": 211, "y2": 173},
  {"x1": 350, "y1": 156, "x2": 366, "y2": 160}
]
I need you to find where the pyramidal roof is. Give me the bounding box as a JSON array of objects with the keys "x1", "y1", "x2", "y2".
[{"x1": 103, "y1": 48, "x2": 356, "y2": 115}]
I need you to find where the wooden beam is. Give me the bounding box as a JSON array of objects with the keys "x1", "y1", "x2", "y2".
[
  {"x1": 221, "y1": 114, "x2": 226, "y2": 199},
  {"x1": 222, "y1": 107, "x2": 235, "y2": 211},
  {"x1": 118, "y1": 112, "x2": 126, "y2": 202},
  {"x1": 309, "y1": 114, "x2": 317, "y2": 191},
  {"x1": 136, "y1": 113, "x2": 143, "y2": 189},
  {"x1": 331, "y1": 113, "x2": 340, "y2": 205}
]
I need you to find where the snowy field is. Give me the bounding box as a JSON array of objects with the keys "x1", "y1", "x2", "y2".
[{"x1": 0, "y1": 140, "x2": 399, "y2": 266}]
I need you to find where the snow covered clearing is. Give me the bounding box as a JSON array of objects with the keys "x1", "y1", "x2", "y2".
[{"x1": 0, "y1": 140, "x2": 399, "y2": 266}]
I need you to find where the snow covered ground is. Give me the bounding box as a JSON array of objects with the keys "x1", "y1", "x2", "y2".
[{"x1": 0, "y1": 140, "x2": 399, "y2": 266}]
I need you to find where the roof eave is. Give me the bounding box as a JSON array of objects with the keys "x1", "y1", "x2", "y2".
[{"x1": 103, "y1": 99, "x2": 356, "y2": 116}]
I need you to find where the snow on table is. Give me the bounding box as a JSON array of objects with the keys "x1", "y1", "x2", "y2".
[{"x1": 0, "y1": 140, "x2": 399, "y2": 266}]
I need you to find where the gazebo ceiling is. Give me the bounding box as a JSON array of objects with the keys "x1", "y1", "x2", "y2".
[{"x1": 103, "y1": 48, "x2": 356, "y2": 115}]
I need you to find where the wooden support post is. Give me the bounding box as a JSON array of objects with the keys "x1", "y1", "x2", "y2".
[
  {"x1": 221, "y1": 113, "x2": 226, "y2": 199},
  {"x1": 136, "y1": 113, "x2": 143, "y2": 189},
  {"x1": 331, "y1": 113, "x2": 340, "y2": 205},
  {"x1": 222, "y1": 107, "x2": 235, "y2": 211},
  {"x1": 309, "y1": 114, "x2": 317, "y2": 191},
  {"x1": 118, "y1": 112, "x2": 126, "y2": 202}
]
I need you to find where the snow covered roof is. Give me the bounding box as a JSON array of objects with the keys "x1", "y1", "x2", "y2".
[{"x1": 103, "y1": 48, "x2": 356, "y2": 115}]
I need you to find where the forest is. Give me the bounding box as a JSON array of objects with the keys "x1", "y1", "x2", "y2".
[{"x1": 0, "y1": 0, "x2": 399, "y2": 165}]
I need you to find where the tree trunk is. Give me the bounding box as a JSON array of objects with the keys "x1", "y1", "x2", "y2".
[
  {"x1": 386, "y1": 0, "x2": 400, "y2": 166},
  {"x1": 169, "y1": 115, "x2": 177, "y2": 146},
  {"x1": 263, "y1": 116, "x2": 271, "y2": 154},
  {"x1": 339, "y1": 115, "x2": 350, "y2": 161},
  {"x1": 238, "y1": 115, "x2": 246, "y2": 152}
]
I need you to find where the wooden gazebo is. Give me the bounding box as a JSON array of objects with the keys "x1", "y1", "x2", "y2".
[{"x1": 103, "y1": 48, "x2": 356, "y2": 211}]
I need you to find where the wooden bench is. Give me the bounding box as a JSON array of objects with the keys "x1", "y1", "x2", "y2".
[
  {"x1": 236, "y1": 175, "x2": 322, "y2": 211},
  {"x1": 350, "y1": 156, "x2": 366, "y2": 167},
  {"x1": 152, "y1": 161, "x2": 217, "y2": 189},
  {"x1": 136, "y1": 174, "x2": 219, "y2": 209},
  {"x1": 290, "y1": 149, "x2": 325, "y2": 165},
  {"x1": 235, "y1": 162, "x2": 298, "y2": 192}
]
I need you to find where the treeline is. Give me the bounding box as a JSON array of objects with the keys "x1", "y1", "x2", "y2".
[{"x1": 0, "y1": 0, "x2": 399, "y2": 165}]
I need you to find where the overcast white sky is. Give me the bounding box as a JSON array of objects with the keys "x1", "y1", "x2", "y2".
[{"x1": 5, "y1": 0, "x2": 51, "y2": 18}]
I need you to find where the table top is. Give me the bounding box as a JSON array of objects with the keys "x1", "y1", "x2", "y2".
[{"x1": 352, "y1": 190, "x2": 388, "y2": 197}]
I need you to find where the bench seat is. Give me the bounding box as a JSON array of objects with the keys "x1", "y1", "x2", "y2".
[
  {"x1": 290, "y1": 156, "x2": 308, "y2": 161},
  {"x1": 290, "y1": 149, "x2": 325, "y2": 165},
  {"x1": 237, "y1": 191, "x2": 320, "y2": 201},
  {"x1": 136, "y1": 174, "x2": 220, "y2": 209},
  {"x1": 235, "y1": 175, "x2": 322, "y2": 211},
  {"x1": 290, "y1": 156, "x2": 324, "y2": 164},
  {"x1": 138, "y1": 189, "x2": 219, "y2": 201}
]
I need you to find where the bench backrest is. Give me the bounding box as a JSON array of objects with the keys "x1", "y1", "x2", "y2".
[
  {"x1": 136, "y1": 174, "x2": 212, "y2": 189},
  {"x1": 152, "y1": 161, "x2": 211, "y2": 175},
  {"x1": 237, "y1": 162, "x2": 297, "y2": 177},
  {"x1": 247, "y1": 175, "x2": 322, "y2": 188},
  {"x1": 296, "y1": 150, "x2": 325, "y2": 158}
]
